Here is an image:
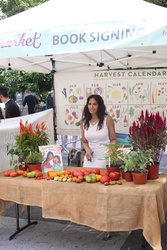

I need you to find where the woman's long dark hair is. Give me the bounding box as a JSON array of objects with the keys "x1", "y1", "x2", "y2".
[
  {"x1": 82, "y1": 94, "x2": 108, "y2": 130},
  {"x1": 44, "y1": 151, "x2": 54, "y2": 162}
]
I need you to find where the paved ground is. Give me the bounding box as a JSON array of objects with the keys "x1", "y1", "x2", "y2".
[{"x1": 1, "y1": 138, "x2": 167, "y2": 249}]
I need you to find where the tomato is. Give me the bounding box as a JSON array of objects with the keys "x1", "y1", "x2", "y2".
[
  {"x1": 35, "y1": 172, "x2": 43, "y2": 177},
  {"x1": 16, "y1": 170, "x2": 25, "y2": 175},
  {"x1": 4, "y1": 171, "x2": 11, "y2": 177},
  {"x1": 64, "y1": 170, "x2": 71, "y2": 175},
  {"x1": 76, "y1": 178, "x2": 82, "y2": 183},
  {"x1": 101, "y1": 171, "x2": 109, "y2": 176},
  {"x1": 10, "y1": 172, "x2": 18, "y2": 177},
  {"x1": 78, "y1": 175, "x2": 84, "y2": 182},
  {"x1": 48, "y1": 171, "x2": 57, "y2": 179},
  {"x1": 83, "y1": 170, "x2": 90, "y2": 176},
  {"x1": 109, "y1": 172, "x2": 120, "y2": 181},
  {"x1": 32, "y1": 169, "x2": 40, "y2": 173},
  {"x1": 23, "y1": 171, "x2": 28, "y2": 177},
  {"x1": 117, "y1": 181, "x2": 122, "y2": 185},
  {"x1": 72, "y1": 176, "x2": 77, "y2": 182},
  {"x1": 100, "y1": 175, "x2": 110, "y2": 184},
  {"x1": 90, "y1": 168, "x2": 100, "y2": 175},
  {"x1": 72, "y1": 170, "x2": 83, "y2": 177}
]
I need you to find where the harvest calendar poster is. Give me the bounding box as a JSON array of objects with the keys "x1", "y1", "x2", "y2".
[{"x1": 55, "y1": 69, "x2": 167, "y2": 136}]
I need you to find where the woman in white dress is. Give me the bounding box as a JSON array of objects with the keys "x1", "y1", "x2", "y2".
[{"x1": 81, "y1": 94, "x2": 117, "y2": 168}]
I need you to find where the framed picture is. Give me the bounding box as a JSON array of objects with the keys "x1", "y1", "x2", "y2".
[{"x1": 39, "y1": 144, "x2": 64, "y2": 173}]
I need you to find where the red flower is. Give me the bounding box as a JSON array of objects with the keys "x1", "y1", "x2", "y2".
[{"x1": 129, "y1": 110, "x2": 167, "y2": 162}]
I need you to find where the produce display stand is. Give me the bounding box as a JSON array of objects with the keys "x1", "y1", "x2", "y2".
[{"x1": 0, "y1": 167, "x2": 167, "y2": 250}]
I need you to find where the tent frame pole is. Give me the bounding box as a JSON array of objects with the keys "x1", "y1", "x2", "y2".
[{"x1": 51, "y1": 59, "x2": 57, "y2": 141}]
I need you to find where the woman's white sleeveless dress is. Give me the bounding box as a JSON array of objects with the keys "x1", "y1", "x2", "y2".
[{"x1": 83, "y1": 117, "x2": 110, "y2": 168}]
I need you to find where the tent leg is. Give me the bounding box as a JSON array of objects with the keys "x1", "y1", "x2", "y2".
[{"x1": 51, "y1": 69, "x2": 57, "y2": 141}]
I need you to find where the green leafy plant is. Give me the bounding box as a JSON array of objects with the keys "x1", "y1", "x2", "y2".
[
  {"x1": 120, "y1": 149, "x2": 154, "y2": 173},
  {"x1": 7, "y1": 119, "x2": 49, "y2": 170},
  {"x1": 25, "y1": 151, "x2": 43, "y2": 164},
  {"x1": 102, "y1": 143, "x2": 124, "y2": 166}
]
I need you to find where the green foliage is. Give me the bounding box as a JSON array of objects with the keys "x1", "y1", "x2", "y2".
[
  {"x1": 144, "y1": 0, "x2": 167, "y2": 8},
  {"x1": 7, "y1": 120, "x2": 49, "y2": 169},
  {"x1": 0, "y1": 0, "x2": 47, "y2": 19},
  {"x1": 25, "y1": 151, "x2": 43, "y2": 164},
  {"x1": 102, "y1": 143, "x2": 124, "y2": 166},
  {"x1": 0, "y1": 69, "x2": 52, "y2": 102},
  {"x1": 120, "y1": 149, "x2": 154, "y2": 173}
]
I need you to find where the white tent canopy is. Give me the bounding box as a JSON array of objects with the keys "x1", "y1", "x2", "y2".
[{"x1": 0, "y1": 0, "x2": 167, "y2": 73}]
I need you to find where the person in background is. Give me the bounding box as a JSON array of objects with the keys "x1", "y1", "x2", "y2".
[
  {"x1": 0, "y1": 86, "x2": 20, "y2": 119},
  {"x1": 22, "y1": 89, "x2": 38, "y2": 114},
  {"x1": 46, "y1": 90, "x2": 54, "y2": 109},
  {"x1": 81, "y1": 94, "x2": 117, "y2": 168}
]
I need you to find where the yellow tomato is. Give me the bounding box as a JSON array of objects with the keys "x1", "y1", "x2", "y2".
[{"x1": 96, "y1": 174, "x2": 102, "y2": 181}]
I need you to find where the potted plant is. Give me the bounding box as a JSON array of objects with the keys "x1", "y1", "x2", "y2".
[
  {"x1": 25, "y1": 151, "x2": 44, "y2": 172},
  {"x1": 129, "y1": 110, "x2": 167, "y2": 179},
  {"x1": 7, "y1": 119, "x2": 49, "y2": 171},
  {"x1": 119, "y1": 150, "x2": 134, "y2": 182},
  {"x1": 120, "y1": 149, "x2": 153, "y2": 184},
  {"x1": 101, "y1": 143, "x2": 125, "y2": 172}
]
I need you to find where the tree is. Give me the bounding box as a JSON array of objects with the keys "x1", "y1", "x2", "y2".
[
  {"x1": 145, "y1": 0, "x2": 167, "y2": 7},
  {"x1": 1, "y1": 69, "x2": 52, "y2": 102},
  {"x1": 0, "y1": 0, "x2": 47, "y2": 19}
]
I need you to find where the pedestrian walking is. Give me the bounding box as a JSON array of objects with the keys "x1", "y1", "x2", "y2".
[{"x1": 22, "y1": 90, "x2": 38, "y2": 114}]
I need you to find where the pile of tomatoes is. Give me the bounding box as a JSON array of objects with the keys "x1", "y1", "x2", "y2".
[{"x1": 3, "y1": 168, "x2": 122, "y2": 185}]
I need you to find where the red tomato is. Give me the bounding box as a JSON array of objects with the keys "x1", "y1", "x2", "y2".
[
  {"x1": 72, "y1": 170, "x2": 80, "y2": 177},
  {"x1": 64, "y1": 170, "x2": 71, "y2": 175},
  {"x1": 4, "y1": 171, "x2": 11, "y2": 177},
  {"x1": 35, "y1": 172, "x2": 43, "y2": 177},
  {"x1": 90, "y1": 168, "x2": 100, "y2": 175},
  {"x1": 101, "y1": 171, "x2": 109, "y2": 176},
  {"x1": 117, "y1": 181, "x2": 122, "y2": 185},
  {"x1": 78, "y1": 175, "x2": 84, "y2": 182},
  {"x1": 83, "y1": 170, "x2": 90, "y2": 176},
  {"x1": 10, "y1": 172, "x2": 18, "y2": 177},
  {"x1": 72, "y1": 170, "x2": 84, "y2": 177},
  {"x1": 100, "y1": 175, "x2": 110, "y2": 184},
  {"x1": 109, "y1": 172, "x2": 120, "y2": 181}
]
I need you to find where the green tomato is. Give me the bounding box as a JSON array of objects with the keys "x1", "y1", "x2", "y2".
[{"x1": 27, "y1": 172, "x2": 35, "y2": 178}]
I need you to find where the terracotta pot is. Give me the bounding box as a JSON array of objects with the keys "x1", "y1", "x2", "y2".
[
  {"x1": 106, "y1": 165, "x2": 120, "y2": 173},
  {"x1": 124, "y1": 172, "x2": 133, "y2": 182},
  {"x1": 27, "y1": 164, "x2": 42, "y2": 172},
  {"x1": 147, "y1": 163, "x2": 159, "y2": 180},
  {"x1": 132, "y1": 172, "x2": 148, "y2": 185}
]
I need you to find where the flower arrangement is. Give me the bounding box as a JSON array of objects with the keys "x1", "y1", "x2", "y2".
[
  {"x1": 7, "y1": 120, "x2": 50, "y2": 170},
  {"x1": 129, "y1": 110, "x2": 167, "y2": 163}
]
